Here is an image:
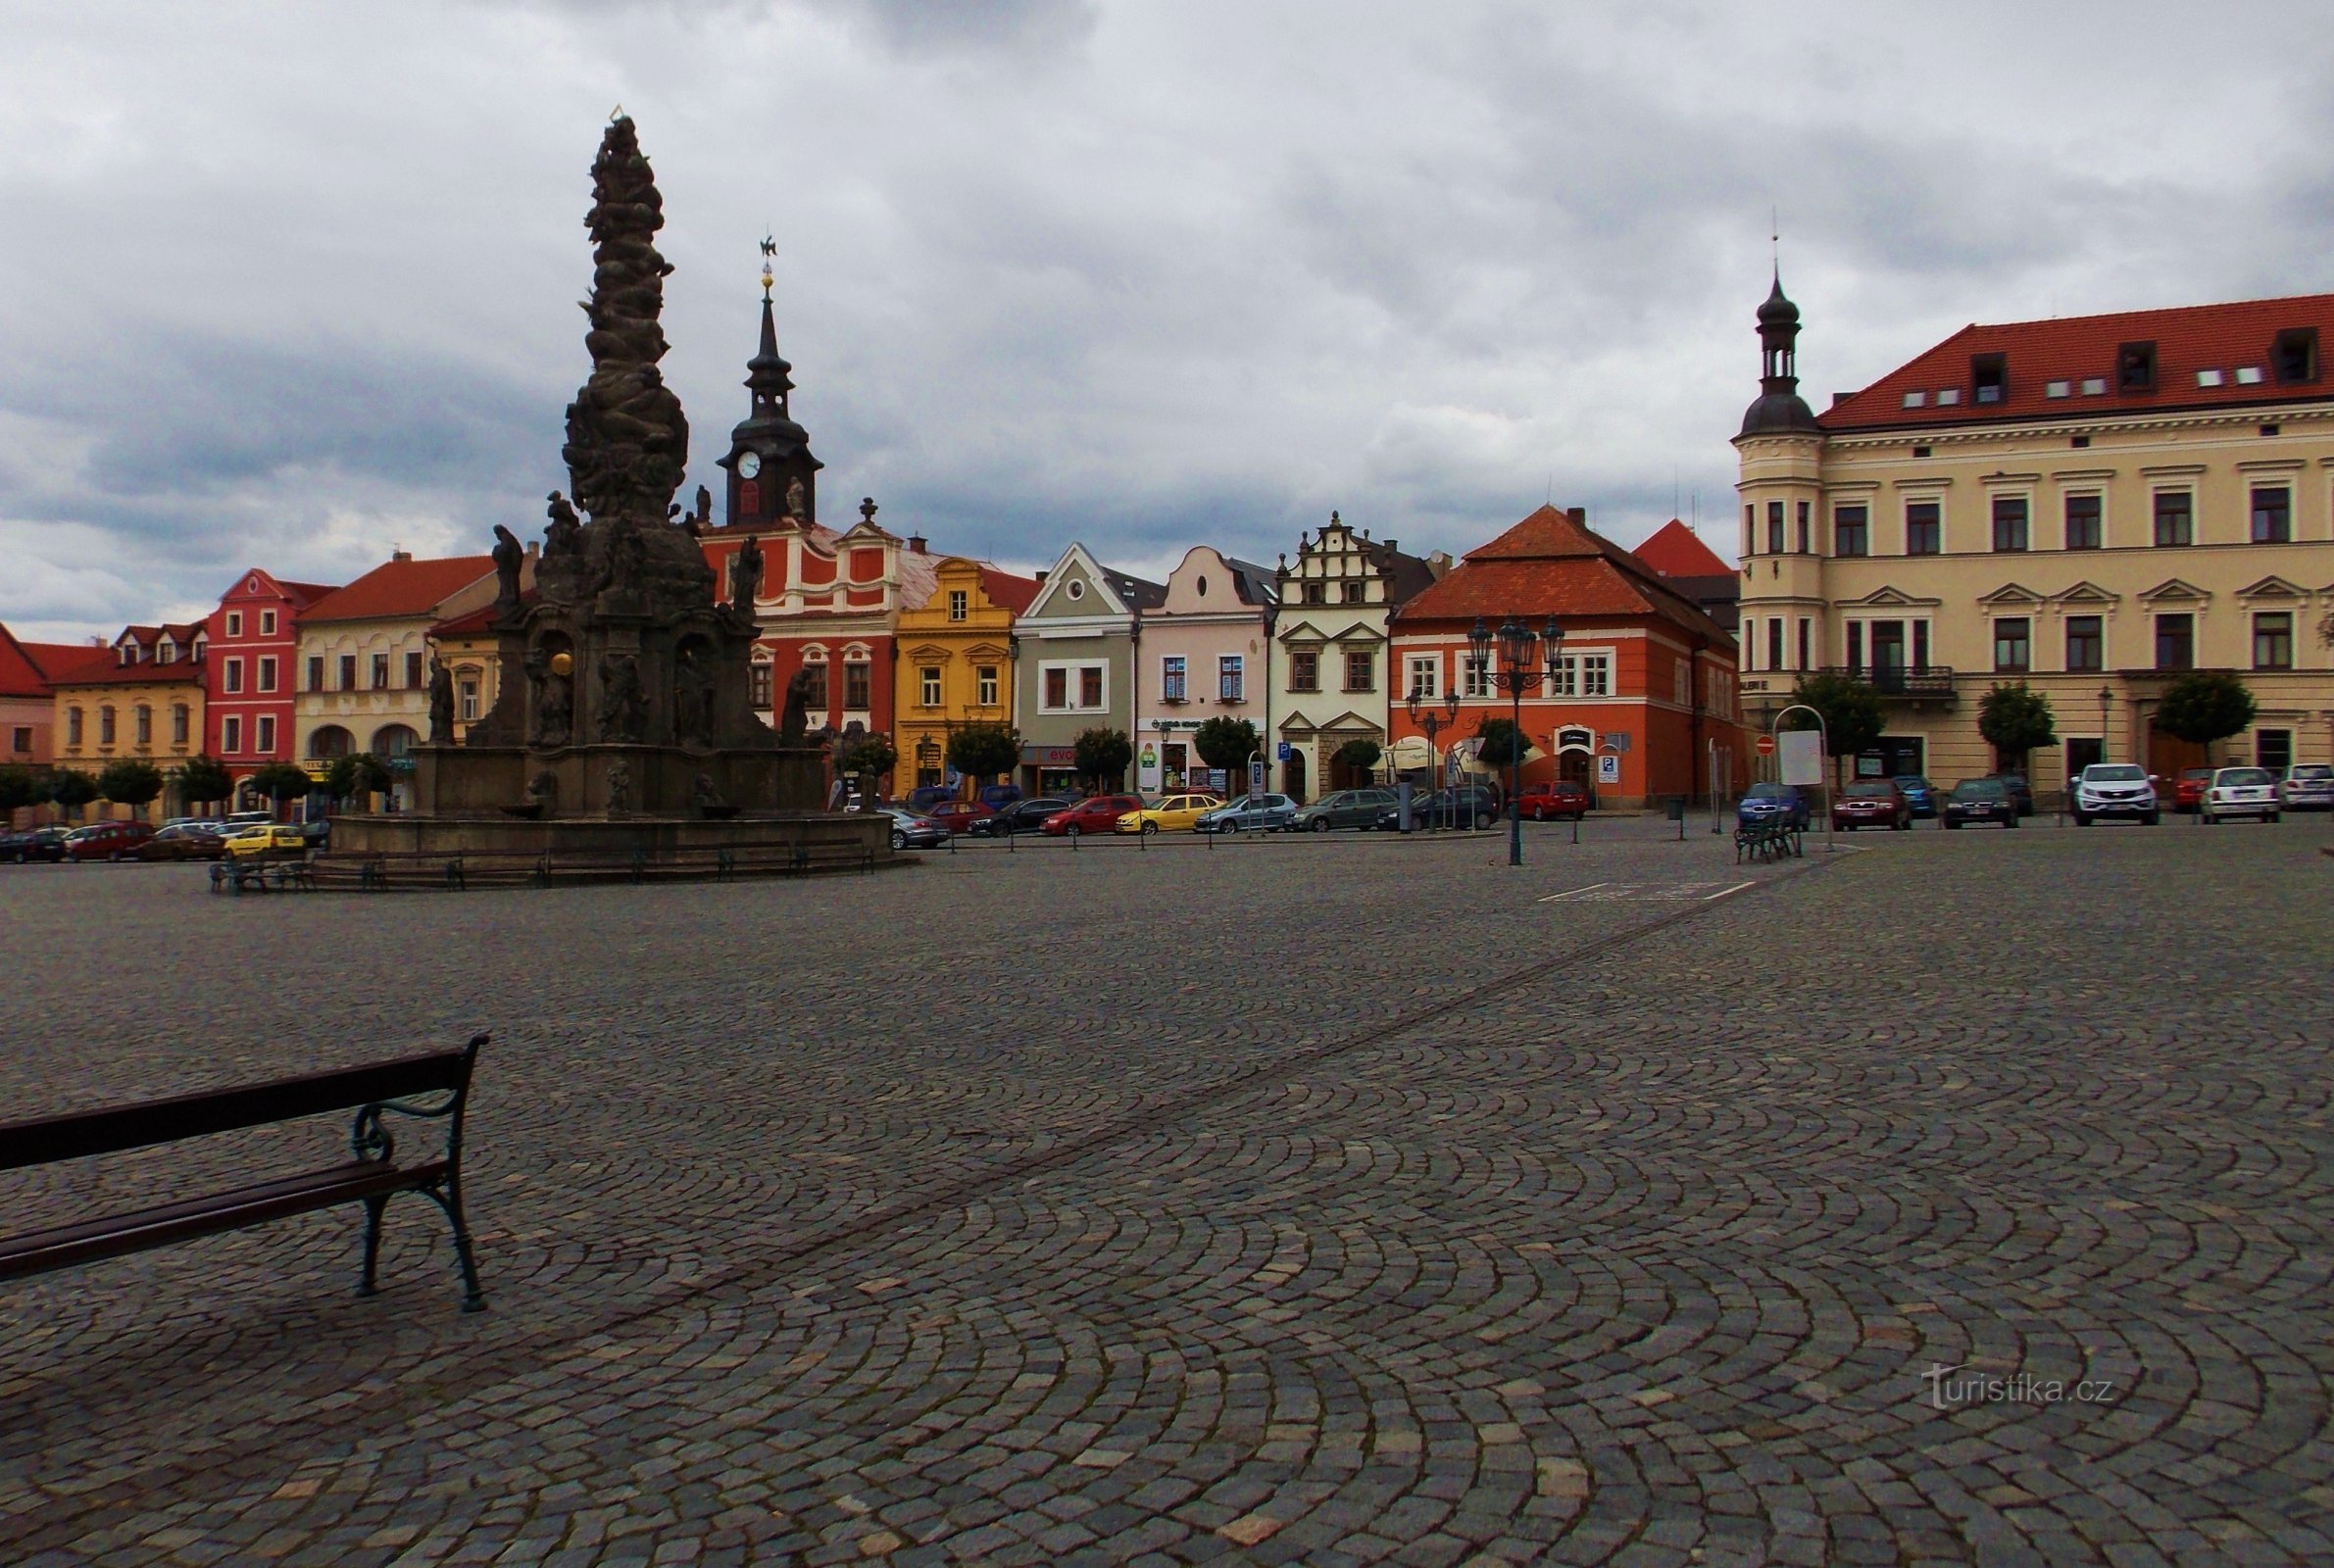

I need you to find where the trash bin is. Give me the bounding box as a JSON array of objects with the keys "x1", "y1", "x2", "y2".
[{"x1": 1662, "y1": 795, "x2": 1686, "y2": 821}]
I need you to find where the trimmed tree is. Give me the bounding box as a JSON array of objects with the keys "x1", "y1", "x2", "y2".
[
  {"x1": 0, "y1": 764, "x2": 42, "y2": 821},
  {"x1": 247, "y1": 761, "x2": 317, "y2": 815},
  {"x1": 1784, "y1": 671, "x2": 1886, "y2": 791},
  {"x1": 833, "y1": 732, "x2": 898, "y2": 801},
  {"x1": 174, "y1": 756, "x2": 233, "y2": 814},
  {"x1": 49, "y1": 769, "x2": 99, "y2": 821},
  {"x1": 1072, "y1": 726, "x2": 1133, "y2": 792},
  {"x1": 324, "y1": 752, "x2": 393, "y2": 808},
  {"x1": 96, "y1": 759, "x2": 165, "y2": 821},
  {"x1": 1192, "y1": 716, "x2": 1261, "y2": 795},
  {"x1": 1331, "y1": 737, "x2": 1382, "y2": 782},
  {"x1": 944, "y1": 722, "x2": 1020, "y2": 793},
  {"x1": 1977, "y1": 682, "x2": 2058, "y2": 775},
  {"x1": 2154, "y1": 670, "x2": 2257, "y2": 757}
]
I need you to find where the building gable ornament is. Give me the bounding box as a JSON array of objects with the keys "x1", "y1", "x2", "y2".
[
  {"x1": 1025, "y1": 544, "x2": 1130, "y2": 621},
  {"x1": 1278, "y1": 710, "x2": 1319, "y2": 736},
  {"x1": 1836, "y1": 585, "x2": 1943, "y2": 610},
  {"x1": 2138, "y1": 577, "x2": 2212, "y2": 605},
  {"x1": 2235, "y1": 574, "x2": 2310, "y2": 602},
  {"x1": 1275, "y1": 617, "x2": 1332, "y2": 645},
  {"x1": 2050, "y1": 581, "x2": 2122, "y2": 608},
  {"x1": 1329, "y1": 623, "x2": 1388, "y2": 644},
  {"x1": 1977, "y1": 583, "x2": 2046, "y2": 608},
  {"x1": 1317, "y1": 709, "x2": 1381, "y2": 734}
]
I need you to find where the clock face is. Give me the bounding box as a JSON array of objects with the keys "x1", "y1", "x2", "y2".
[{"x1": 736, "y1": 451, "x2": 762, "y2": 479}]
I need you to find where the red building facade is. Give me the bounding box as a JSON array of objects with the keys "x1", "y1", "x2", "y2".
[
  {"x1": 1388, "y1": 506, "x2": 1748, "y2": 808},
  {"x1": 204, "y1": 567, "x2": 334, "y2": 791}
]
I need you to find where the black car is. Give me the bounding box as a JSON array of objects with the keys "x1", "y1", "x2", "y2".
[
  {"x1": 968, "y1": 797, "x2": 1069, "y2": 837},
  {"x1": 1941, "y1": 778, "x2": 2018, "y2": 829},
  {"x1": 1372, "y1": 785, "x2": 1499, "y2": 832},
  {"x1": 1989, "y1": 772, "x2": 2035, "y2": 817},
  {"x1": 3, "y1": 825, "x2": 72, "y2": 862}
]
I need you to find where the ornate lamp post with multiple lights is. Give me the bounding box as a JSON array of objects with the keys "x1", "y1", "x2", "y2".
[
  {"x1": 1405, "y1": 682, "x2": 1464, "y2": 831},
  {"x1": 1468, "y1": 613, "x2": 1565, "y2": 867}
]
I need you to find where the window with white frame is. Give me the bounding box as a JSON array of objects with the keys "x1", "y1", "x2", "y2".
[
  {"x1": 222, "y1": 715, "x2": 242, "y2": 754},
  {"x1": 948, "y1": 589, "x2": 968, "y2": 621},
  {"x1": 919, "y1": 666, "x2": 942, "y2": 707},
  {"x1": 260, "y1": 611, "x2": 276, "y2": 636},
  {"x1": 1162, "y1": 656, "x2": 1187, "y2": 701},
  {"x1": 223, "y1": 658, "x2": 244, "y2": 694},
  {"x1": 255, "y1": 714, "x2": 275, "y2": 754},
  {"x1": 1463, "y1": 655, "x2": 1491, "y2": 698},
  {"x1": 1672, "y1": 661, "x2": 1690, "y2": 706},
  {"x1": 1040, "y1": 661, "x2": 1108, "y2": 712},
  {"x1": 1218, "y1": 655, "x2": 1244, "y2": 703},
  {"x1": 225, "y1": 612, "x2": 243, "y2": 637},
  {"x1": 976, "y1": 665, "x2": 999, "y2": 707},
  {"x1": 1552, "y1": 652, "x2": 1613, "y2": 697},
  {"x1": 1407, "y1": 654, "x2": 1439, "y2": 699}
]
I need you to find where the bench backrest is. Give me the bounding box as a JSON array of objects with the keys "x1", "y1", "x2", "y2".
[{"x1": 0, "y1": 1035, "x2": 486, "y2": 1172}]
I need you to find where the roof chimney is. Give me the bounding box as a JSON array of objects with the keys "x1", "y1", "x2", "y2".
[
  {"x1": 391, "y1": 548, "x2": 413, "y2": 563},
  {"x1": 908, "y1": 534, "x2": 927, "y2": 554},
  {"x1": 1566, "y1": 508, "x2": 1586, "y2": 525},
  {"x1": 1033, "y1": 569, "x2": 1048, "y2": 584},
  {"x1": 1383, "y1": 538, "x2": 1397, "y2": 554}
]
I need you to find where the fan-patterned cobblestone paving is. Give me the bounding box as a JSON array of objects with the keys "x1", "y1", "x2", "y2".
[{"x1": 2, "y1": 819, "x2": 2329, "y2": 1565}]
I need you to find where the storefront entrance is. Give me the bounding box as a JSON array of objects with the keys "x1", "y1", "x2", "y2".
[{"x1": 1851, "y1": 736, "x2": 1925, "y2": 779}]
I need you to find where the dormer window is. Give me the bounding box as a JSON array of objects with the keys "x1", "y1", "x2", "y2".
[
  {"x1": 1936, "y1": 387, "x2": 1962, "y2": 406},
  {"x1": 1902, "y1": 390, "x2": 1926, "y2": 409},
  {"x1": 2196, "y1": 368, "x2": 2225, "y2": 388},
  {"x1": 2273, "y1": 327, "x2": 2318, "y2": 384},
  {"x1": 1971, "y1": 353, "x2": 2008, "y2": 405},
  {"x1": 2116, "y1": 341, "x2": 2157, "y2": 393},
  {"x1": 158, "y1": 640, "x2": 175, "y2": 663}
]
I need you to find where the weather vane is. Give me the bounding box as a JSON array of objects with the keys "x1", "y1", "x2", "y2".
[{"x1": 759, "y1": 231, "x2": 775, "y2": 299}]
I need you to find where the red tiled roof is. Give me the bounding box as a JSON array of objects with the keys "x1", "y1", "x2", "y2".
[
  {"x1": 0, "y1": 624, "x2": 55, "y2": 698},
  {"x1": 304, "y1": 556, "x2": 496, "y2": 622},
  {"x1": 431, "y1": 588, "x2": 534, "y2": 638},
  {"x1": 1631, "y1": 518, "x2": 1734, "y2": 578},
  {"x1": 19, "y1": 641, "x2": 91, "y2": 682},
  {"x1": 1393, "y1": 506, "x2": 1732, "y2": 644},
  {"x1": 44, "y1": 644, "x2": 204, "y2": 688},
  {"x1": 977, "y1": 565, "x2": 1042, "y2": 615},
  {"x1": 1821, "y1": 292, "x2": 2334, "y2": 431}
]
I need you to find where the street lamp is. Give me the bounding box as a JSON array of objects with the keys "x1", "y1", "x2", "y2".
[
  {"x1": 2097, "y1": 685, "x2": 2112, "y2": 762},
  {"x1": 1476, "y1": 613, "x2": 1564, "y2": 866},
  {"x1": 1405, "y1": 680, "x2": 1463, "y2": 831}
]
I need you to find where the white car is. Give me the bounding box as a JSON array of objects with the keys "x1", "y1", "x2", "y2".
[
  {"x1": 2069, "y1": 762, "x2": 2159, "y2": 826},
  {"x1": 2202, "y1": 766, "x2": 2280, "y2": 824},
  {"x1": 2280, "y1": 762, "x2": 2334, "y2": 812}
]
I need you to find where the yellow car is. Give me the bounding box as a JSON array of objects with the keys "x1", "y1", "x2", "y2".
[
  {"x1": 1115, "y1": 792, "x2": 1225, "y2": 835},
  {"x1": 225, "y1": 823, "x2": 308, "y2": 859}
]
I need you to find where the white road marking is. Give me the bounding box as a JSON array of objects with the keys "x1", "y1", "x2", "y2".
[
  {"x1": 1538, "y1": 883, "x2": 1611, "y2": 903},
  {"x1": 1702, "y1": 881, "x2": 1758, "y2": 901}
]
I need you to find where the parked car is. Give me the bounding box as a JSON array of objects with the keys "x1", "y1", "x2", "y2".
[
  {"x1": 61, "y1": 820, "x2": 158, "y2": 861},
  {"x1": 1041, "y1": 794, "x2": 1143, "y2": 837},
  {"x1": 2202, "y1": 765, "x2": 2280, "y2": 824},
  {"x1": 1291, "y1": 788, "x2": 1398, "y2": 832},
  {"x1": 1517, "y1": 781, "x2": 1591, "y2": 822},
  {"x1": 977, "y1": 783, "x2": 1024, "y2": 811},
  {"x1": 2279, "y1": 762, "x2": 2334, "y2": 812},
  {"x1": 1989, "y1": 772, "x2": 2035, "y2": 817},
  {"x1": 133, "y1": 823, "x2": 227, "y2": 861},
  {"x1": 3, "y1": 825, "x2": 74, "y2": 863},
  {"x1": 1735, "y1": 783, "x2": 1811, "y2": 832},
  {"x1": 968, "y1": 797, "x2": 1068, "y2": 837},
  {"x1": 1198, "y1": 793, "x2": 1299, "y2": 833},
  {"x1": 2171, "y1": 767, "x2": 2213, "y2": 814},
  {"x1": 225, "y1": 822, "x2": 309, "y2": 859},
  {"x1": 1940, "y1": 778, "x2": 2018, "y2": 828},
  {"x1": 1831, "y1": 780, "x2": 1911, "y2": 831},
  {"x1": 2069, "y1": 762, "x2": 2160, "y2": 826},
  {"x1": 1372, "y1": 785, "x2": 1499, "y2": 832},
  {"x1": 1117, "y1": 792, "x2": 1225, "y2": 835},
  {"x1": 924, "y1": 800, "x2": 995, "y2": 835},
  {"x1": 878, "y1": 807, "x2": 951, "y2": 850},
  {"x1": 1891, "y1": 775, "x2": 1938, "y2": 818}
]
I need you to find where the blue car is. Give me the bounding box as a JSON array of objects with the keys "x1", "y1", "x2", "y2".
[
  {"x1": 1892, "y1": 774, "x2": 1938, "y2": 818},
  {"x1": 1736, "y1": 783, "x2": 1811, "y2": 831}
]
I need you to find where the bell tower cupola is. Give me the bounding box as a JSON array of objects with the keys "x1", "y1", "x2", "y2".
[
  {"x1": 720, "y1": 239, "x2": 823, "y2": 530},
  {"x1": 1738, "y1": 270, "x2": 1820, "y2": 437}
]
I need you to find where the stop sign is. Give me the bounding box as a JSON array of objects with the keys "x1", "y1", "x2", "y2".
[{"x1": 1756, "y1": 734, "x2": 1776, "y2": 756}]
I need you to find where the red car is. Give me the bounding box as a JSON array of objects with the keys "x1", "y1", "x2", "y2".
[
  {"x1": 2172, "y1": 767, "x2": 2212, "y2": 813},
  {"x1": 1518, "y1": 781, "x2": 1590, "y2": 821},
  {"x1": 62, "y1": 820, "x2": 158, "y2": 861},
  {"x1": 923, "y1": 801, "x2": 994, "y2": 835},
  {"x1": 1831, "y1": 780, "x2": 1912, "y2": 831},
  {"x1": 1040, "y1": 795, "x2": 1142, "y2": 837}
]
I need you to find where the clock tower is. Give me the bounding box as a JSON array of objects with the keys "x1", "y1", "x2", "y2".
[{"x1": 720, "y1": 256, "x2": 822, "y2": 530}]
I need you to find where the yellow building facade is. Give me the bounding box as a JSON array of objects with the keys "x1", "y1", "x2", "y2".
[
  {"x1": 1735, "y1": 282, "x2": 2334, "y2": 789},
  {"x1": 889, "y1": 556, "x2": 1039, "y2": 798},
  {"x1": 50, "y1": 625, "x2": 210, "y2": 817}
]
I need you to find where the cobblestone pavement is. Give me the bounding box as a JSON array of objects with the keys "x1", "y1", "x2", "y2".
[{"x1": 2, "y1": 817, "x2": 2330, "y2": 1566}]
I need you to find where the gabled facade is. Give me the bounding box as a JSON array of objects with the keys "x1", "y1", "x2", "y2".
[
  {"x1": 1631, "y1": 517, "x2": 1740, "y2": 634},
  {"x1": 295, "y1": 551, "x2": 503, "y2": 808},
  {"x1": 1134, "y1": 546, "x2": 1277, "y2": 795},
  {"x1": 1011, "y1": 543, "x2": 1164, "y2": 794},
  {"x1": 48, "y1": 625, "x2": 210, "y2": 817},
  {"x1": 205, "y1": 567, "x2": 334, "y2": 791},
  {"x1": 1388, "y1": 506, "x2": 1745, "y2": 808},
  {"x1": 1266, "y1": 513, "x2": 1441, "y2": 801},
  {"x1": 1735, "y1": 280, "x2": 2334, "y2": 783},
  {"x1": 891, "y1": 558, "x2": 1040, "y2": 798},
  {"x1": 0, "y1": 623, "x2": 75, "y2": 771}
]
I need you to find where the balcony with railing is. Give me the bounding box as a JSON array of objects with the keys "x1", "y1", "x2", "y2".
[{"x1": 1820, "y1": 664, "x2": 1959, "y2": 701}]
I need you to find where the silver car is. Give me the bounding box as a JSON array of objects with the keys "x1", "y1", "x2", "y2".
[
  {"x1": 2202, "y1": 766, "x2": 2279, "y2": 824},
  {"x1": 1292, "y1": 788, "x2": 1398, "y2": 831},
  {"x1": 1197, "y1": 794, "x2": 1298, "y2": 833},
  {"x1": 2280, "y1": 762, "x2": 2333, "y2": 812}
]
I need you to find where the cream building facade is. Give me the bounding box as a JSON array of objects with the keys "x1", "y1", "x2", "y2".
[{"x1": 1735, "y1": 280, "x2": 2334, "y2": 788}]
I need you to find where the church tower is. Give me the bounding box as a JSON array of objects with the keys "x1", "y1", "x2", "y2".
[
  {"x1": 1731, "y1": 269, "x2": 1827, "y2": 711},
  {"x1": 719, "y1": 253, "x2": 822, "y2": 530}
]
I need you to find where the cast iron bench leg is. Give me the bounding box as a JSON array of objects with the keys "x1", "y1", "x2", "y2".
[
  {"x1": 414, "y1": 1179, "x2": 487, "y2": 1312},
  {"x1": 358, "y1": 1194, "x2": 389, "y2": 1297}
]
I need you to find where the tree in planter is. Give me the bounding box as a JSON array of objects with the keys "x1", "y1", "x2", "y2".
[
  {"x1": 49, "y1": 769, "x2": 99, "y2": 822},
  {"x1": 1330, "y1": 737, "x2": 1381, "y2": 786},
  {"x1": 944, "y1": 722, "x2": 1020, "y2": 796},
  {"x1": 323, "y1": 752, "x2": 393, "y2": 808},
  {"x1": 1192, "y1": 716, "x2": 1262, "y2": 795},
  {"x1": 1976, "y1": 682, "x2": 2057, "y2": 776},
  {"x1": 174, "y1": 756, "x2": 233, "y2": 815},
  {"x1": 95, "y1": 759, "x2": 165, "y2": 821},
  {"x1": 0, "y1": 763, "x2": 42, "y2": 823},
  {"x1": 1784, "y1": 671, "x2": 1885, "y2": 791},
  {"x1": 832, "y1": 732, "x2": 898, "y2": 802},
  {"x1": 1071, "y1": 726, "x2": 1133, "y2": 793},
  {"x1": 247, "y1": 761, "x2": 317, "y2": 817},
  {"x1": 2154, "y1": 670, "x2": 2257, "y2": 760}
]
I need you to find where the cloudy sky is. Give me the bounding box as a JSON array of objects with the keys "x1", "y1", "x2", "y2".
[{"x1": 5, "y1": 2, "x2": 2332, "y2": 641}]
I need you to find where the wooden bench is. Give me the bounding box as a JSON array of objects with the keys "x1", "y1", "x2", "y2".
[
  {"x1": 0, "y1": 1034, "x2": 490, "y2": 1312},
  {"x1": 208, "y1": 858, "x2": 313, "y2": 894},
  {"x1": 1733, "y1": 819, "x2": 1803, "y2": 863}
]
